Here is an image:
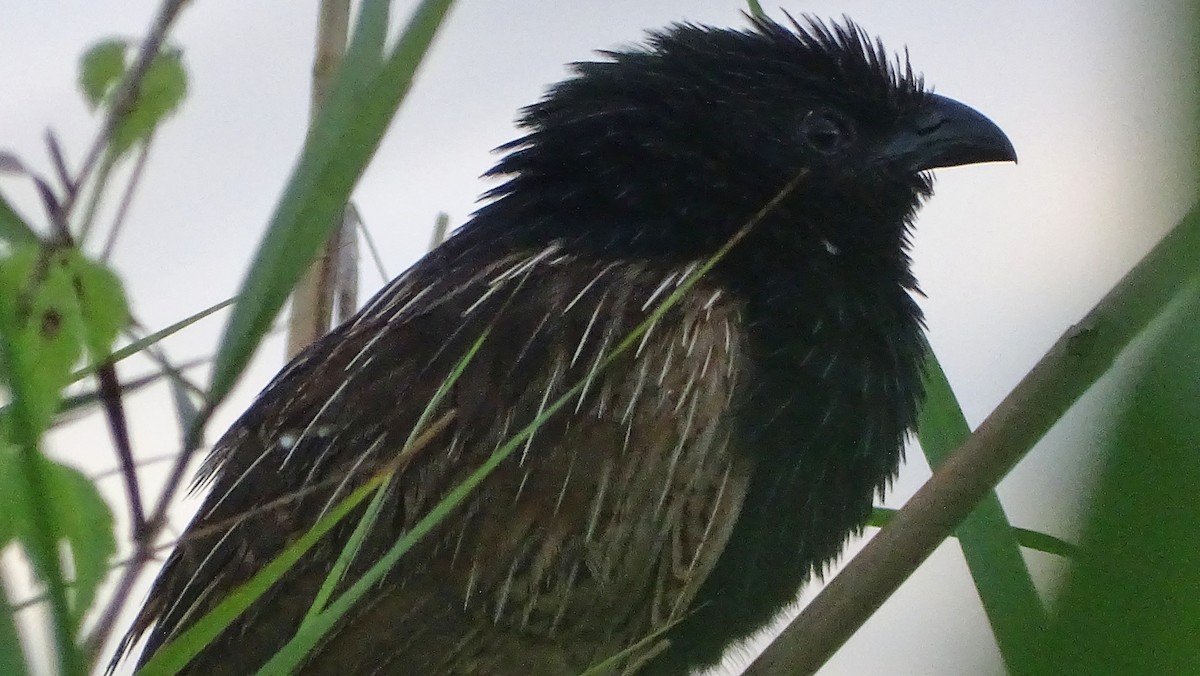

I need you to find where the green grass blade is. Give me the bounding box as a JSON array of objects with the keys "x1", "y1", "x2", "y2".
[
  {"x1": 70, "y1": 296, "x2": 233, "y2": 383},
  {"x1": 917, "y1": 352, "x2": 1047, "y2": 672},
  {"x1": 341, "y1": 0, "x2": 389, "y2": 81},
  {"x1": 0, "y1": 191, "x2": 37, "y2": 245},
  {"x1": 136, "y1": 476, "x2": 382, "y2": 676},
  {"x1": 869, "y1": 507, "x2": 1078, "y2": 559},
  {"x1": 205, "y1": 0, "x2": 456, "y2": 408},
  {"x1": 301, "y1": 328, "x2": 489, "y2": 622}
]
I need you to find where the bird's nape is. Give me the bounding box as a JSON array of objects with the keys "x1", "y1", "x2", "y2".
[{"x1": 116, "y1": 13, "x2": 1013, "y2": 675}]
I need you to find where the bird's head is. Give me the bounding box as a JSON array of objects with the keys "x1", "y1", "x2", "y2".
[{"x1": 477, "y1": 14, "x2": 1015, "y2": 271}]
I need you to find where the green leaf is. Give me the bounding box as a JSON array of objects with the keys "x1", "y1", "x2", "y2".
[
  {"x1": 916, "y1": 353, "x2": 1047, "y2": 672},
  {"x1": 0, "y1": 587, "x2": 29, "y2": 676},
  {"x1": 0, "y1": 447, "x2": 116, "y2": 626},
  {"x1": 79, "y1": 39, "x2": 128, "y2": 109},
  {"x1": 0, "y1": 189, "x2": 38, "y2": 245},
  {"x1": 0, "y1": 248, "x2": 127, "y2": 433},
  {"x1": 137, "y1": 476, "x2": 382, "y2": 676},
  {"x1": 70, "y1": 254, "x2": 129, "y2": 359},
  {"x1": 0, "y1": 247, "x2": 87, "y2": 434},
  {"x1": 0, "y1": 425, "x2": 15, "y2": 546},
  {"x1": 0, "y1": 252, "x2": 81, "y2": 673},
  {"x1": 1040, "y1": 285, "x2": 1200, "y2": 672},
  {"x1": 110, "y1": 49, "x2": 187, "y2": 158}
]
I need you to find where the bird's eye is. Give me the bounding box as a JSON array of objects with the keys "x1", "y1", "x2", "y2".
[{"x1": 801, "y1": 110, "x2": 855, "y2": 155}]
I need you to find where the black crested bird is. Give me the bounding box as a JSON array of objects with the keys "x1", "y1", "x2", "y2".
[{"x1": 118, "y1": 14, "x2": 1014, "y2": 675}]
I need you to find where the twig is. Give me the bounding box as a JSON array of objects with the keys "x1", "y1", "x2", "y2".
[
  {"x1": 95, "y1": 364, "x2": 146, "y2": 538},
  {"x1": 45, "y1": 131, "x2": 73, "y2": 197},
  {"x1": 101, "y1": 134, "x2": 156, "y2": 261},
  {"x1": 356, "y1": 204, "x2": 389, "y2": 281}
]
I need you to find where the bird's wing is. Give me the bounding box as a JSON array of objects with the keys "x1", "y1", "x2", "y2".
[{"x1": 121, "y1": 243, "x2": 752, "y2": 674}]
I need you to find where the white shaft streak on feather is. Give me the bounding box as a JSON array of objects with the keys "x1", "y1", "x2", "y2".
[
  {"x1": 563, "y1": 261, "x2": 619, "y2": 313},
  {"x1": 552, "y1": 454, "x2": 575, "y2": 517},
  {"x1": 623, "y1": 358, "x2": 651, "y2": 425},
  {"x1": 674, "y1": 363, "x2": 701, "y2": 414},
  {"x1": 437, "y1": 630, "x2": 484, "y2": 674},
  {"x1": 635, "y1": 313, "x2": 661, "y2": 358},
  {"x1": 672, "y1": 461, "x2": 735, "y2": 618},
  {"x1": 514, "y1": 467, "x2": 533, "y2": 503},
  {"x1": 461, "y1": 277, "x2": 508, "y2": 317},
  {"x1": 458, "y1": 255, "x2": 525, "y2": 317},
  {"x1": 550, "y1": 561, "x2": 582, "y2": 633},
  {"x1": 684, "y1": 319, "x2": 702, "y2": 357},
  {"x1": 511, "y1": 309, "x2": 553, "y2": 371},
  {"x1": 703, "y1": 289, "x2": 723, "y2": 310},
  {"x1": 205, "y1": 429, "x2": 283, "y2": 515},
  {"x1": 277, "y1": 375, "x2": 352, "y2": 471},
  {"x1": 164, "y1": 569, "x2": 227, "y2": 645},
  {"x1": 570, "y1": 289, "x2": 609, "y2": 367},
  {"x1": 450, "y1": 510, "x2": 471, "y2": 565},
  {"x1": 594, "y1": 380, "x2": 613, "y2": 418},
  {"x1": 492, "y1": 539, "x2": 530, "y2": 624},
  {"x1": 723, "y1": 320, "x2": 737, "y2": 379},
  {"x1": 574, "y1": 329, "x2": 611, "y2": 414},
  {"x1": 657, "y1": 341, "x2": 676, "y2": 389},
  {"x1": 700, "y1": 343, "x2": 716, "y2": 380},
  {"x1": 445, "y1": 429, "x2": 464, "y2": 461},
  {"x1": 355, "y1": 269, "x2": 413, "y2": 320},
  {"x1": 821, "y1": 350, "x2": 840, "y2": 379},
  {"x1": 640, "y1": 271, "x2": 679, "y2": 312},
  {"x1": 655, "y1": 393, "x2": 700, "y2": 517},
  {"x1": 673, "y1": 262, "x2": 699, "y2": 287},
  {"x1": 585, "y1": 460, "x2": 613, "y2": 542},
  {"x1": 463, "y1": 559, "x2": 479, "y2": 610},
  {"x1": 464, "y1": 246, "x2": 563, "y2": 317},
  {"x1": 489, "y1": 243, "x2": 561, "y2": 286},
  {"x1": 521, "y1": 358, "x2": 562, "y2": 465},
  {"x1": 159, "y1": 525, "x2": 237, "y2": 638},
  {"x1": 303, "y1": 398, "x2": 373, "y2": 483},
  {"x1": 316, "y1": 433, "x2": 387, "y2": 518},
  {"x1": 379, "y1": 284, "x2": 431, "y2": 324}
]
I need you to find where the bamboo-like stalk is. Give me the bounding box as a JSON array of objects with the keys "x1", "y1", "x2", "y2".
[{"x1": 285, "y1": 0, "x2": 356, "y2": 357}]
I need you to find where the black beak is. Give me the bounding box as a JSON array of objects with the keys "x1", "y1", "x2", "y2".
[{"x1": 881, "y1": 93, "x2": 1017, "y2": 172}]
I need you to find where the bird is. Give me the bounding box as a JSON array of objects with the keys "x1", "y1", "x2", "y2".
[{"x1": 116, "y1": 13, "x2": 1015, "y2": 675}]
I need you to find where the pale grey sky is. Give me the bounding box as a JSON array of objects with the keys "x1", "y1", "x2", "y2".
[{"x1": 1, "y1": 1, "x2": 1195, "y2": 674}]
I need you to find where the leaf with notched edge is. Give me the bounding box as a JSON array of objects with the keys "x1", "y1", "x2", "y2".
[
  {"x1": 72, "y1": 255, "x2": 129, "y2": 360},
  {"x1": 0, "y1": 437, "x2": 116, "y2": 625}
]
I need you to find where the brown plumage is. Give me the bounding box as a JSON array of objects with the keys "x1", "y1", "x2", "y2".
[
  {"x1": 117, "y1": 14, "x2": 1014, "y2": 675},
  {"x1": 130, "y1": 251, "x2": 751, "y2": 674}
]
